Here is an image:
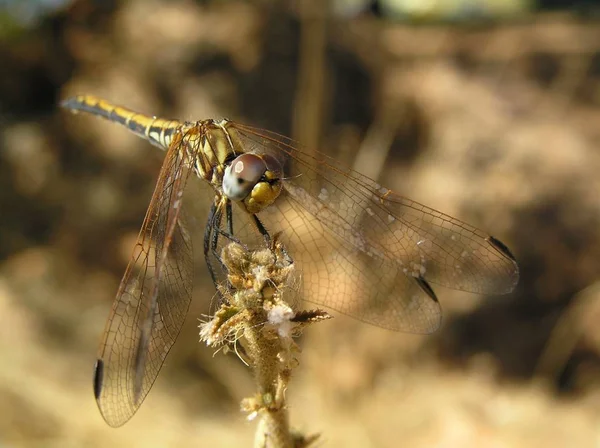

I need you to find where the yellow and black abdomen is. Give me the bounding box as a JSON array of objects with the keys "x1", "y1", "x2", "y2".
[{"x1": 61, "y1": 95, "x2": 181, "y2": 150}]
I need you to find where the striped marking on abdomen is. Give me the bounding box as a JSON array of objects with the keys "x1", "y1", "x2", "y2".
[{"x1": 61, "y1": 95, "x2": 182, "y2": 150}]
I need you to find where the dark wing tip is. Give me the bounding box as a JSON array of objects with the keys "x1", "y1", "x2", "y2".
[
  {"x1": 414, "y1": 276, "x2": 440, "y2": 304},
  {"x1": 93, "y1": 358, "x2": 104, "y2": 400},
  {"x1": 487, "y1": 236, "x2": 520, "y2": 292},
  {"x1": 414, "y1": 276, "x2": 442, "y2": 334},
  {"x1": 487, "y1": 236, "x2": 516, "y2": 262}
]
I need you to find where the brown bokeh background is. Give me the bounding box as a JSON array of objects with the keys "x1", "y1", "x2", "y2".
[{"x1": 2, "y1": 0, "x2": 600, "y2": 446}]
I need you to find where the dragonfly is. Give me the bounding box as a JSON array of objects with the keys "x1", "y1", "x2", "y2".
[{"x1": 61, "y1": 95, "x2": 519, "y2": 427}]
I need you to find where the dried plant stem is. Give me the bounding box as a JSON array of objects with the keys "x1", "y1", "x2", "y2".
[
  {"x1": 254, "y1": 409, "x2": 292, "y2": 448},
  {"x1": 244, "y1": 314, "x2": 293, "y2": 448},
  {"x1": 199, "y1": 240, "x2": 328, "y2": 448}
]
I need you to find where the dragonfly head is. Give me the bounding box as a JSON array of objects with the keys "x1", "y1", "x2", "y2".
[{"x1": 222, "y1": 153, "x2": 283, "y2": 214}]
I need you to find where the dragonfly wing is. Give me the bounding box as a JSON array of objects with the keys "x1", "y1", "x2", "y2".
[
  {"x1": 94, "y1": 134, "x2": 194, "y2": 427},
  {"x1": 233, "y1": 124, "x2": 518, "y2": 296},
  {"x1": 365, "y1": 190, "x2": 518, "y2": 294},
  {"x1": 252, "y1": 187, "x2": 441, "y2": 332}
]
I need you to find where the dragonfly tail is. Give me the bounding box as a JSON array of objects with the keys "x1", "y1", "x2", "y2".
[{"x1": 61, "y1": 95, "x2": 181, "y2": 150}]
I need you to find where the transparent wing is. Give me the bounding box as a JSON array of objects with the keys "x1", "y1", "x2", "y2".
[
  {"x1": 255, "y1": 190, "x2": 442, "y2": 332},
  {"x1": 231, "y1": 124, "x2": 518, "y2": 331},
  {"x1": 93, "y1": 132, "x2": 194, "y2": 427}
]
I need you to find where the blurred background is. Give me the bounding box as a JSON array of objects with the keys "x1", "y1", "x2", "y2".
[{"x1": 2, "y1": 0, "x2": 600, "y2": 446}]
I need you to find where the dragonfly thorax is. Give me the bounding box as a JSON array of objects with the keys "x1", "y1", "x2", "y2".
[{"x1": 222, "y1": 153, "x2": 283, "y2": 214}]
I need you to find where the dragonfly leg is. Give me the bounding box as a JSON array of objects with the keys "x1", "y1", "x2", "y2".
[
  {"x1": 204, "y1": 200, "x2": 238, "y2": 297},
  {"x1": 252, "y1": 214, "x2": 271, "y2": 244},
  {"x1": 209, "y1": 200, "x2": 245, "y2": 285},
  {"x1": 206, "y1": 200, "x2": 244, "y2": 288},
  {"x1": 251, "y1": 214, "x2": 292, "y2": 262},
  {"x1": 226, "y1": 198, "x2": 233, "y2": 236},
  {"x1": 213, "y1": 200, "x2": 247, "y2": 248},
  {"x1": 203, "y1": 201, "x2": 220, "y2": 288}
]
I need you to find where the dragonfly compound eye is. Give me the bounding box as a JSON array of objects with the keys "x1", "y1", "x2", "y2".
[
  {"x1": 223, "y1": 153, "x2": 283, "y2": 214},
  {"x1": 223, "y1": 153, "x2": 267, "y2": 201}
]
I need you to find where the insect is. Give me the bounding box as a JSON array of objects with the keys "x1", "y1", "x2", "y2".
[{"x1": 61, "y1": 95, "x2": 519, "y2": 427}]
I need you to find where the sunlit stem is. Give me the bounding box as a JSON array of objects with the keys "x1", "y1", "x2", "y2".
[
  {"x1": 244, "y1": 305, "x2": 294, "y2": 448},
  {"x1": 199, "y1": 238, "x2": 328, "y2": 447}
]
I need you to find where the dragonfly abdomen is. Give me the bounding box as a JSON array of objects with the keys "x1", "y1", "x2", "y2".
[{"x1": 61, "y1": 95, "x2": 181, "y2": 150}]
